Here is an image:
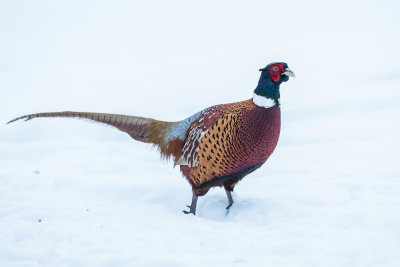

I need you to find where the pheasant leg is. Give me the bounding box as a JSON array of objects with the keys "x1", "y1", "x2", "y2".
[
  {"x1": 182, "y1": 193, "x2": 198, "y2": 215},
  {"x1": 225, "y1": 189, "x2": 234, "y2": 209}
]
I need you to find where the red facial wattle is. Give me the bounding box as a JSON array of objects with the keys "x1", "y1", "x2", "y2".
[{"x1": 268, "y1": 64, "x2": 285, "y2": 82}]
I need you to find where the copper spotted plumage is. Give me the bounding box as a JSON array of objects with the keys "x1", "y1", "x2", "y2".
[{"x1": 8, "y1": 62, "x2": 295, "y2": 215}]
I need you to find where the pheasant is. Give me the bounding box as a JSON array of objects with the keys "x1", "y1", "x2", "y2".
[{"x1": 8, "y1": 62, "x2": 295, "y2": 215}]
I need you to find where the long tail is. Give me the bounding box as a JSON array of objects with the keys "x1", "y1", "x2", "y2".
[
  {"x1": 7, "y1": 111, "x2": 158, "y2": 143},
  {"x1": 8, "y1": 111, "x2": 191, "y2": 163}
]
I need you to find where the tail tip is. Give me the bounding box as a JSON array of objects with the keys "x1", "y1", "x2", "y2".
[
  {"x1": 6, "y1": 118, "x2": 17, "y2": 125},
  {"x1": 7, "y1": 115, "x2": 30, "y2": 125}
]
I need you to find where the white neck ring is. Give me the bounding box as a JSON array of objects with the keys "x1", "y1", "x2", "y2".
[{"x1": 252, "y1": 93, "x2": 277, "y2": 108}]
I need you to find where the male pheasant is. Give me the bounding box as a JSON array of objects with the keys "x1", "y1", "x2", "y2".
[{"x1": 8, "y1": 62, "x2": 295, "y2": 215}]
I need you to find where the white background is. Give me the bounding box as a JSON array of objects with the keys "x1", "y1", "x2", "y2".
[{"x1": 1, "y1": 0, "x2": 400, "y2": 266}]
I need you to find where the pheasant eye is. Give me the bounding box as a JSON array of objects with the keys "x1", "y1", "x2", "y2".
[{"x1": 272, "y1": 66, "x2": 279, "y2": 71}]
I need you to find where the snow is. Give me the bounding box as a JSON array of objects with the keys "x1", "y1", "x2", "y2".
[{"x1": 1, "y1": 0, "x2": 400, "y2": 266}]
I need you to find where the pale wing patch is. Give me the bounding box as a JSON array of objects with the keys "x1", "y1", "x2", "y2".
[
  {"x1": 180, "y1": 123, "x2": 209, "y2": 167},
  {"x1": 178, "y1": 107, "x2": 223, "y2": 167}
]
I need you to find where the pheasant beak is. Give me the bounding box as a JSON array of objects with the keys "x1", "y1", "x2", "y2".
[{"x1": 282, "y1": 68, "x2": 296, "y2": 78}]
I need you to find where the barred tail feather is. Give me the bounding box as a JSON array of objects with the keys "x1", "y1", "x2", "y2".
[
  {"x1": 7, "y1": 111, "x2": 158, "y2": 143},
  {"x1": 8, "y1": 111, "x2": 187, "y2": 162}
]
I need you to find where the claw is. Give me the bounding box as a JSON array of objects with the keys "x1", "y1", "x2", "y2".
[
  {"x1": 182, "y1": 209, "x2": 195, "y2": 215},
  {"x1": 225, "y1": 202, "x2": 233, "y2": 216}
]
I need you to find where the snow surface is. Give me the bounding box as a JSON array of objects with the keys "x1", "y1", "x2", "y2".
[{"x1": 1, "y1": 0, "x2": 400, "y2": 266}]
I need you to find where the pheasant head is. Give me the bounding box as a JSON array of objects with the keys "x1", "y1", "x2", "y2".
[{"x1": 254, "y1": 62, "x2": 295, "y2": 107}]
